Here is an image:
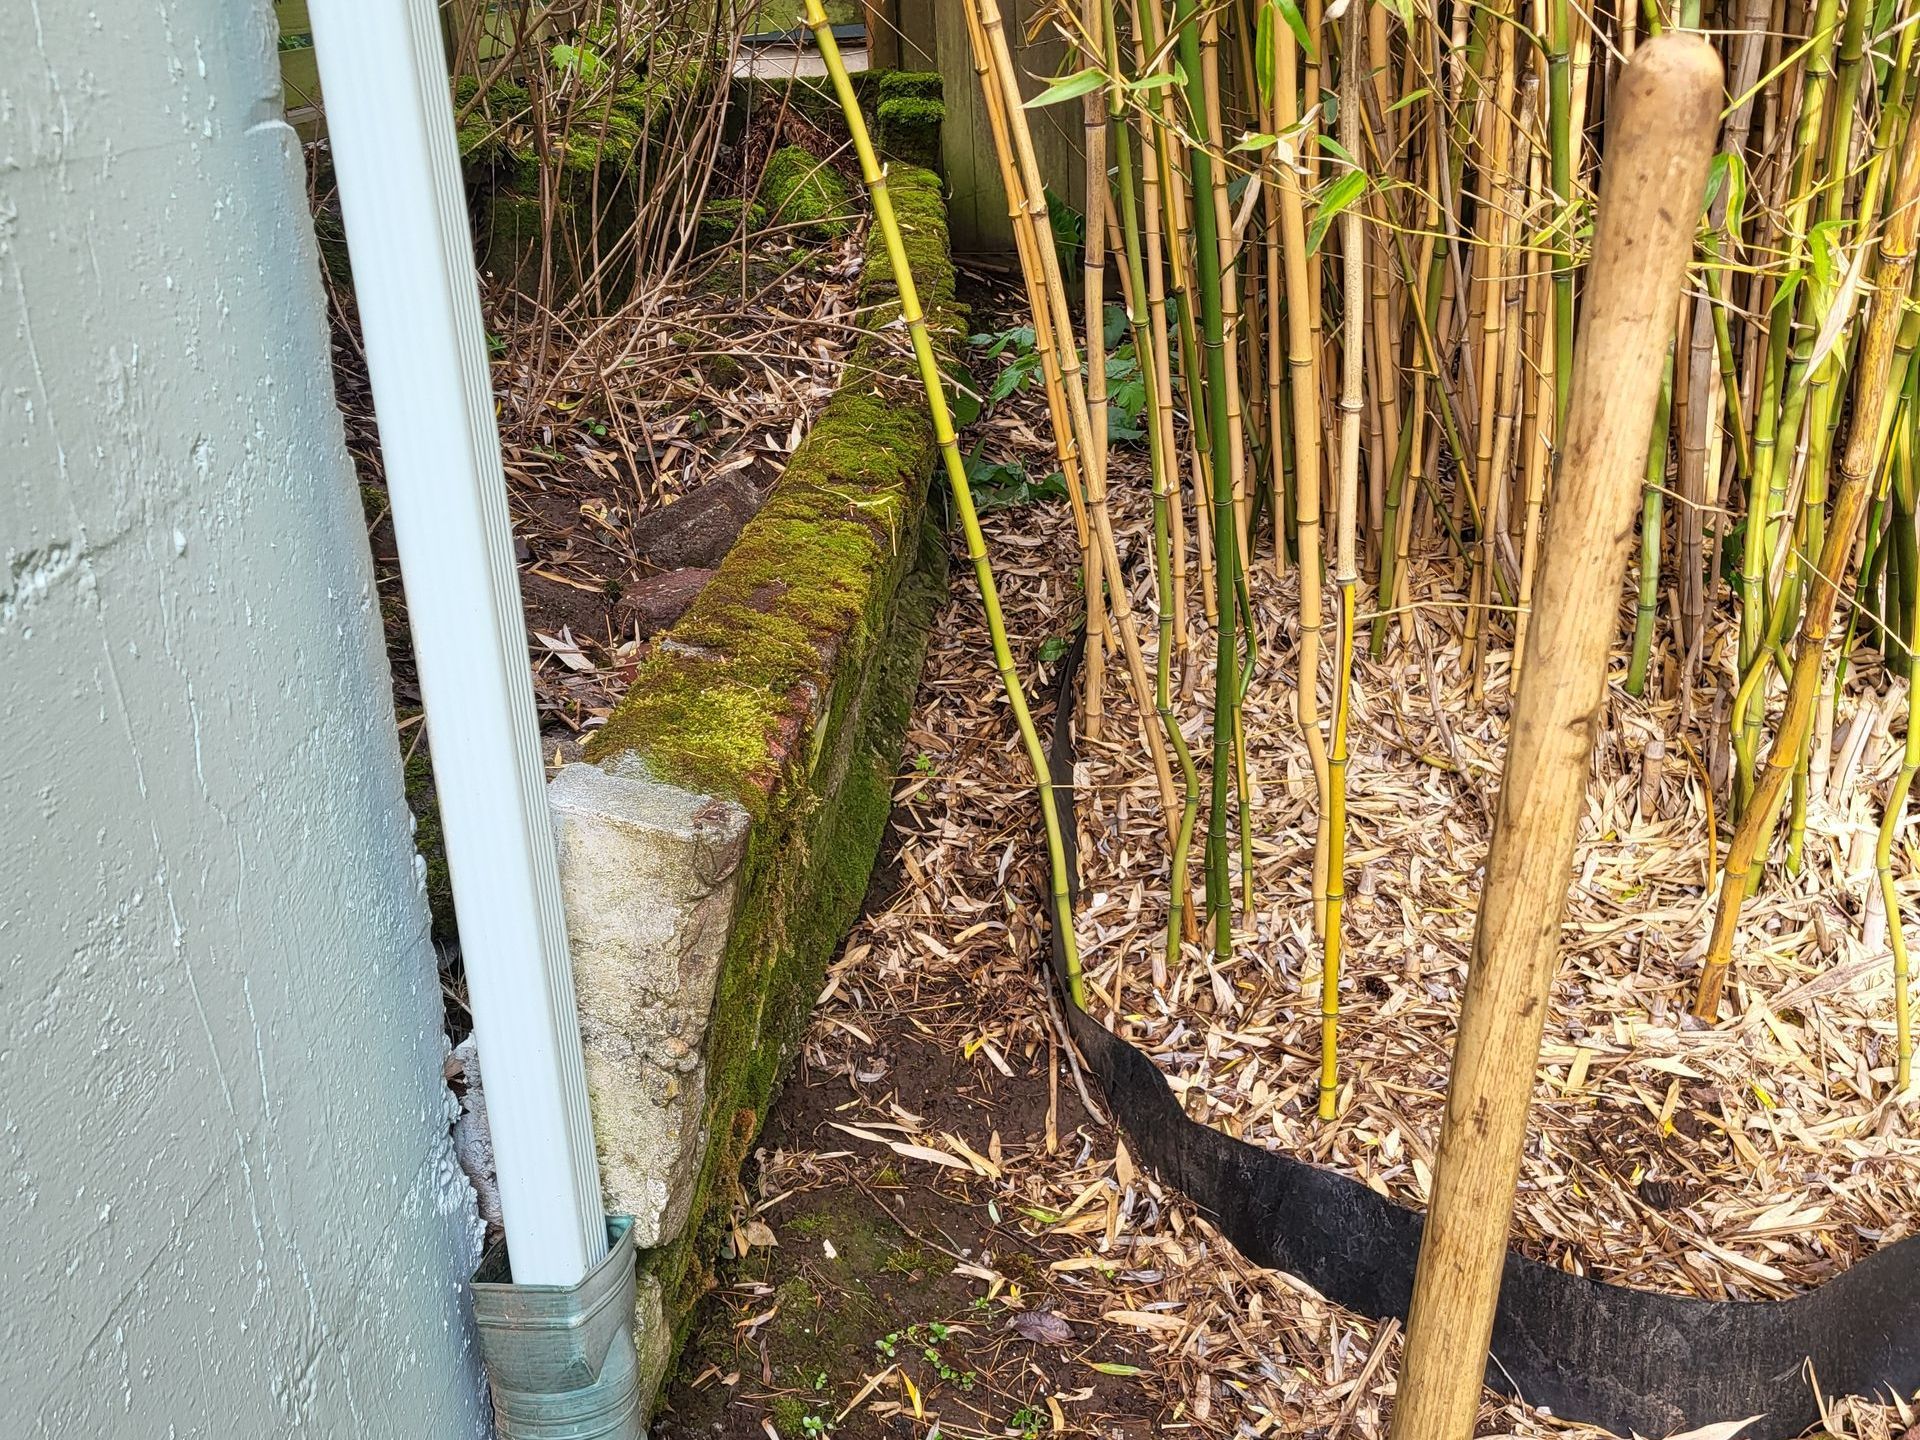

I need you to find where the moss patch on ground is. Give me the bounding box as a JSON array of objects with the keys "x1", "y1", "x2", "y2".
[
  {"x1": 585, "y1": 164, "x2": 957, "y2": 1397},
  {"x1": 666, "y1": 1189, "x2": 933, "y2": 1438}
]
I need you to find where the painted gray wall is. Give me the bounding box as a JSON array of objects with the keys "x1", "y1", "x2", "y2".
[{"x1": 1, "y1": 5, "x2": 491, "y2": 1436}]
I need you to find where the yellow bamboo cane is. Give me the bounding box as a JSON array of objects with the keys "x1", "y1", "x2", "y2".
[
  {"x1": 801, "y1": 0, "x2": 1083, "y2": 1000},
  {"x1": 1693, "y1": 116, "x2": 1920, "y2": 1019}
]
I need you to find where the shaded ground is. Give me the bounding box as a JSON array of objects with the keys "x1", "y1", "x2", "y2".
[{"x1": 656, "y1": 832, "x2": 1167, "y2": 1440}]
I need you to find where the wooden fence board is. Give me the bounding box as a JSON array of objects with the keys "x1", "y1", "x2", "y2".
[{"x1": 899, "y1": 0, "x2": 1084, "y2": 255}]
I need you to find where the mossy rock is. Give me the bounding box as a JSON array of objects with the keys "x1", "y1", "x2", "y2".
[
  {"x1": 875, "y1": 70, "x2": 941, "y2": 104},
  {"x1": 452, "y1": 79, "x2": 535, "y2": 183},
  {"x1": 760, "y1": 146, "x2": 856, "y2": 240},
  {"x1": 877, "y1": 94, "x2": 943, "y2": 172},
  {"x1": 694, "y1": 196, "x2": 767, "y2": 253},
  {"x1": 475, "y1": 187, "x2": 567, "y2": 289},
  {"x1": 453, "y1": 52, "x2": 712, "y2": 296}
]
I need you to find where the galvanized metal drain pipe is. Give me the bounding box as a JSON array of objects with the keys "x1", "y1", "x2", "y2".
[{"x1": 307, "y1": 4, "x2": 642, "y2": 1435}]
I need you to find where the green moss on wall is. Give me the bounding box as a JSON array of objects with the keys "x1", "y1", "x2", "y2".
[
  {"x1": 583, "y1": 166, "x2": 957, "y2": 1383},
  {"x1": 634, "y1": 507, "x2": 948, "y2": 1372},
  {"x1": 760, "y1": 146, "x2": 856, "y2": 240},
  {"x1": 875, "y1": 70, "x2": 941, "y2": 104},
  {"x1": 401, "y1": 734, "x2": 455, "y2": 943},
  {"x1": 452, "y1": 79, "x2": 535, "y2": 184},
  {"x1": 457, "y1": 55, "x2": 712, "y2": 295},
  {"x1": 862, "y1": 160, "x2": 955, "y2": 329},
  {"x1": 727, "y1": 72, "x2": 942, "y2": 169},
  {"x1": 476, "y1": 188, "x2": 559, "y2": 288},
  {"x1": 588, "y1": 163, "x2": 955, "y2": 794},
  {"x1": 876, "y1": 94, "x2": 944, "y2": 173}
]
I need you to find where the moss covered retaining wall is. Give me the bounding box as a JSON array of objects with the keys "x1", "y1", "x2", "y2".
[{"x1": 547, "y1": 162, "x2": 957, "y2": 1410}]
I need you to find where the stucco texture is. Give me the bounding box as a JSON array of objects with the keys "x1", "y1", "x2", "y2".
[{"x1": 1, "y1": 5, "x2": 490, "y2": 1438}]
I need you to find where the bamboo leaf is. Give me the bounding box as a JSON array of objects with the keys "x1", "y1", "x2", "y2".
[
  {"x1": 1255, "y1": 2, "x2": 1276, "y2": 109},
  {"x1": 1025, "y1": 67, "x2": 1107, "y2": 109},
  {"x1": 1306, "y1": 169, "x2": 1367, "y2": 255},
  {"x1": 1381, "y1": 0, "x2": 1418, "y2": 30},
  {"x1": 1807, "y1": 220, "x2": 1845, "y2": 292},
  {"x1": 1234, "y1": 131, "x2": 1282, "y2": 153},
  {"x1": 1273, "y1": 0, "x2": 1314, "y2": 62},
  {"x1": 1386, "y1": 86, "x2": 1432, "y2": 113},
  {"x1": 1704, "y1": 151, "x2": 1747, "y2": 227},
  {"x1": 1806, "y1": 235, "x2": 1874, "y2": 375},
  {"x1": 1124, "y1": 70, "x2": 1183, "y2": 94},
  {"x1": 1317, "y1": 135, "x2": 1358, "y2": 165}
]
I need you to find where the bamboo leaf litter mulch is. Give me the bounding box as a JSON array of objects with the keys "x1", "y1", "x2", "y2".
[
  {"x1": 774, "y1": 305, "x2": 1920, "y2": 1439},
  {"x1": 499, "y1": 235, "x2": 870, "y2": 738},
  {"x1": 335, "y1": 223, "x2": 870, "y2": 746}
]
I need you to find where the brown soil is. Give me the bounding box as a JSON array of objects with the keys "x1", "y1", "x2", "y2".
[{"x1": 654, "y1": 860, "x2": 1168, "y2": 1440}]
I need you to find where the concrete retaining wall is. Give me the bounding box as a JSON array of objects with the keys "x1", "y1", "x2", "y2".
[{"x1": 548, "y1": 163, "x2": 959, "y2": 1406}]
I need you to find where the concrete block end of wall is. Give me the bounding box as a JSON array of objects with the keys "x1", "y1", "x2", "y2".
[{"x1": 549, "y1": 760, "x2": 750, "y2": 1249}]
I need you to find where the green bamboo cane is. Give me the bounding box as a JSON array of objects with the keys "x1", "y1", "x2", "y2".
[
  {"x1": 1734, "y1": 0, "x2": 1845, "y2": 781},
  {"x1": 1628, "y1": 352, "x2": 1676, "y2": 696},
  {"x1": 1546, "y1": 0, "x2": 1574, "y2": 430},
  {"x1": 1749, "y1": 0, "x2": 1844, "y2": 602},
  {"x1": 1893, "y1": 450, "x2": 1919, "y2": 685},
  {"x1": 1876, "y1": 380, "x2": 1917, "y2": 1092},
  {"x1": 1852, "y1": 485, "x2": 1895, "y2": 670},
  {"x1": 1174, "y1": 0, "x2": 1240, "y2": 954},
  {"x1": 1320, "y1": 0, "x2": 1366, "y2": 1122},
  {"x1": 1840, "y1": 316, "x2": 1920, "y2": 695},
  {"x1": 1370, "y1": 391, "x2": 1420, "y2": 659},
  {"x1": 1887, "y1": 500, "x2": 1909, "y2": 677},
  {"x1": 1856, "y1": 15, "x2": 1918, "y2": 240},
  {"x1": 801, "y1": 0, "x2": 1084, "y2": 1002},
  {"x1": 1695, "y1": 111, "x2": 1920, "y2": 1019},
  {"x1": 1372, "y1": 149, "x2": 1449, "y2": 658},
  {"x1": 1818, "y1": 0, "x2": 1873, "y2": 232},
  {"x1": 1365, "y1": 32, "x2": 1485, "y2": 569},
  {"x1": 1111, "y1": 0, "x2": 1201, "y2": 977},
  {"x1": 1786, "y1": 0, "x2": 1891, "y2": 870},
  {"x1": 1703, "y1": 259, "x2": 1753, "y2": 486},
  {"x1": 1837, "y1": 27, "x2": 1920, "y2": 690}
]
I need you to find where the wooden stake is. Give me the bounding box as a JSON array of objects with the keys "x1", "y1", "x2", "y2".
[{"x1": 1387, "y1": 35, "x2": 1721, "y2": 1440}]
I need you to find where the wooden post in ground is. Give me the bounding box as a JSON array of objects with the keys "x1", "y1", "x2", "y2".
[{"x1": 1386, "y1": 34, "x2": 1722, "y2": 1440}]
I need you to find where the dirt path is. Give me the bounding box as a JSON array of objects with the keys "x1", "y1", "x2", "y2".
[{"x1": 656, "y1": 820, "x2": 1168, "y2": 1440}]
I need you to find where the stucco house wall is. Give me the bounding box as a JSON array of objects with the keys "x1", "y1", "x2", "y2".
[{"x1": 1, "y1": 5, "x2": 490, "y2": 1436}]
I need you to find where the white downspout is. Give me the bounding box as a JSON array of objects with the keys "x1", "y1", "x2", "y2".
[{"x1": 307, "y1": 0, "x2": 607, "y2": 1287}]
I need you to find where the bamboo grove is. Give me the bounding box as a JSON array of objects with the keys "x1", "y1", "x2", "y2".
[{"x1": 813, "y1": 0, "x2": 1920, "y2": 1104}]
